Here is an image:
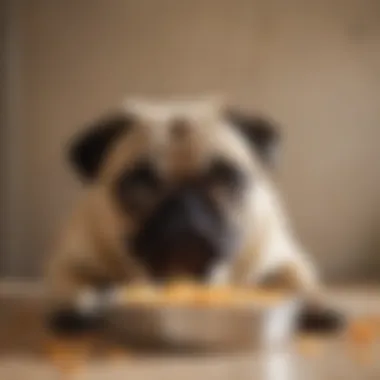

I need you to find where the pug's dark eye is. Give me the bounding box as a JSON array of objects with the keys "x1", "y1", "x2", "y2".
[
  {"x1": 206, "y1": 159, "x2": 245, "y2": 193},
  {"x1": 115, "y1": 161, "x2": 162, "y2": 214}
]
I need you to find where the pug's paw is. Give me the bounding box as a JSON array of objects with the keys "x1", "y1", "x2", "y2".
[
  {"x1": 296, "y1": 305, "x2": 346, "y2": 335},
  {"x1": 47, "y1": 308, "x2": 106, "y2": 337}
]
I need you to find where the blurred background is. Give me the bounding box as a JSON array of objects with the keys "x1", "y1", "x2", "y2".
[{"x1": 1, "y1": 0, "x2": 380, "y2": 284}]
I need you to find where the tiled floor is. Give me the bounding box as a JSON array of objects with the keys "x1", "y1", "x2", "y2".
[{"x1": 0, "y1": 282, "x2": 379, "y2": 380}]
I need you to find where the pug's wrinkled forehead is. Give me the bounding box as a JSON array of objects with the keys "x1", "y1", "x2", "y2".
[
  {"x1": 125, "y1": 97, "x2": 222, "y2": 123},
  {"x1": 68, "y1": 98, "x2": 280, "y2": 183}
]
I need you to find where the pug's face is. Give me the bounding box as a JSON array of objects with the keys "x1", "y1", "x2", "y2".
[{"x1": 68, "y1": 100, "x2": 280, "y2": 281}]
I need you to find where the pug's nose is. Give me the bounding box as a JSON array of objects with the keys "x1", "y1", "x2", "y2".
[
  {"x1": 132, "y1": 187, "x2": 222, "y2": 279},
  {"x1": 164, "y1": 194, "x2": 195, "y2": 227},
  {"x1": 159, "y1": 191, "x2": 212, "y2": 244},
  {"x1": 166, "y1": 228, "x2": 211, "y2": 256}
]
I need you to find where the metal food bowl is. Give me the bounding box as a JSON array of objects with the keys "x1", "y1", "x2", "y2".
[{"x1": 107, "y1": 294, "x2": 301, "y2": 352}]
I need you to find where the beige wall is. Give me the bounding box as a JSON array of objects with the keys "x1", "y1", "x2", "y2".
[{"x1": 4, "y1": 0, "x2": 380, "y2": 281}]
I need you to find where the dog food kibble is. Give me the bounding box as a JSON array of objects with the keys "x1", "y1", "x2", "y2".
[
  {"x1": 122, "y1": 283, "x2": 161, "y2": 305},
  {"x1": 119, "y1": 280, "x2": 286, "y2": 308},
  {"x1": 344, "y1": 318, "x2": 378, "y2": 366},
  {"x1": 47, "y1": 337, "x2": 91, "y2": 373},
  {"x1": 348, "y1": 320, "x2": 375, "y2": 345},
  {"x1": 164, "y1": 280, "x2": 203, "y2": 303}
]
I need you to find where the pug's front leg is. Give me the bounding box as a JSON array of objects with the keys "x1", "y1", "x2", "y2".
[
  {"x1": 46, "y1": 263, "x2": 123, "y2": 337},
  {"x1": 258, "y1": 255, "x2": 346, "y2": 334},
  {"x1": 48, "y1": 291, "x2": 111, "y2": 338}
]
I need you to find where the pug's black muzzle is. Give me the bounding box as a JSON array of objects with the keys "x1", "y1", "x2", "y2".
[{"x1": 131, "y1": 187, "x2": 232, "y2": 280}]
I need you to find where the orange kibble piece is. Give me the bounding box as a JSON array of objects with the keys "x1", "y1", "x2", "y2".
[
  {"x1": 345, "y1": 318, "x2": 377, "y2": 367},
  {"x1": 364, "y1": 316, "x2": 380, "y2": 337},
  {"x1": 191, "y1": 288, "x2": 213, "y2": 305},
  {"x1": 348, "y1": 320, "x2": 375, "y2": 345},
  {"x1": 164, "y1": 280, "x2": 200, "y2": 304},
  {"x1": 200, "y1": 286, "x2": 235, "y2": 306},
  {"x1": 123, "y1": 283, "x2": 161, "y2": 305},
  {"x1": 46, "y1": 337, "x2": 91, "y2": 374}
]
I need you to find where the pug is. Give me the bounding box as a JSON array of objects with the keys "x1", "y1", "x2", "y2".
[{"x1": 46, "y1": 98, "x2": 343, "y2": 335}]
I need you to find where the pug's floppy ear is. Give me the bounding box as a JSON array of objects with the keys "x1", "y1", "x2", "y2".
[
  {"x1": 67, "y1": 113, "x2": 132, "y2": 181},
  {"x1": 226, "y1": 109, "x2": 281, "y2": 167}
]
